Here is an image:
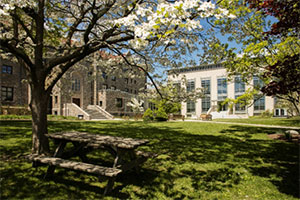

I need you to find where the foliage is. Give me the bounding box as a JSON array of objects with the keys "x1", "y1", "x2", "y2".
[
  {"x1": 208, "y1": 0, "x2": 300, "y2": 115},
  {"x1": 221, "y1": 88, "x2": 259, "y2": 112},
  {"x1": 259, "y1": 109, "x2": 273, "y2": 118},
  {"x1": 0, "y1": 0, "x2": 236, "y2": 153},
  {"x1": 154, "y1": 107, "x2": 168, "y2": 121},
  {"x1": 247, "y1": 0, "x2": 300, "y2": 36},
  {"x1": 0, "y1": 120, "x2": 299, "y2": 199},
  {"x1": 142, "y1": 108, "x2": 154, "y2": 122},
  {"x1": 127, "y1": 98, "x2": 144, "y2": 114}
]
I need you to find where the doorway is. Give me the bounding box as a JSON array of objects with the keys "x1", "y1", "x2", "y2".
[{"x1": 72, "y1": 98, "x2": 80, "y2": 107}]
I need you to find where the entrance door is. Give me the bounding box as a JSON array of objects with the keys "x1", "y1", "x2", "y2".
[{"x1": 72, "y1": 98, "x2": 80, "y2": 107}]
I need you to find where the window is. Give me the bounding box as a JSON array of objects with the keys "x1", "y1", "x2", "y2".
[
  {"x1": 235, "y1": 95, "x2": 246, "y2": 112},
  {"x1": 125, "y1": 78, "x2": 128, "y2": 84},
  {"x1": 201, "y1": 79, "x2": 210, "y2": 95},
  {"x1": 2, "y1": 65, "x2": 12, "y2": 74},
  {"x1": 111, "y1": 76, "x2": 116, "y2": 81},
  {"x1": 1, "y1": 86, "x2": 13, "y2": 101},
  {"x1": 134, "y1": 80, "x2": 136, "y2": 84},
  {"x1": 235, "y1": 76, "x2": 245, "y2": 94},
  {"x1": 254, "y1": 96, "x2": 265, "y2": 111},
  {"x1": 72, "y1": 78, "x2": 80, "y2": 91},
  {"x1": 187, "y1": 80, "x2": 195, "y2": 92},
  {"x1": 202, "y1": 96, "x2": 211, "y2": 112},
  {"x1": 54, "y1": 96, "x2": 58, "y2": 104},
  {"x1": 125, "y1": 88, "x2": 129, "y2": 92},
  {"x1": 99, "y1": 101, "x2": 103, "y2": 107},
  {"x1": 253, "y1": 76, "x2": 264, "y2": 90},
  {"x1": 111, "y1": 85, "x2": 116, "y2": 90},
  {"x1": 187, "y1": 101, "x2": 195, "y2": 113},
  {"x1": 217, "y1": 78, "x2": 227, "y2": 95},
  {"x1": 116, "y1": 98, "x2": 123, "y2": 108}
]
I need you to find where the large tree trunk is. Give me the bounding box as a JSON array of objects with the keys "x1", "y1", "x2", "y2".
[{"x1": 29, "y1": 84, "x2": 50, "y2": 155}]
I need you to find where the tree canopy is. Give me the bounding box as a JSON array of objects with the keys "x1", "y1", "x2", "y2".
[
  {"x1": 205, "y1": 0, "x2": 300, "y2": 115},
  {"x1": 0, "y1": 0, "x2": 236, "y2": 154}
]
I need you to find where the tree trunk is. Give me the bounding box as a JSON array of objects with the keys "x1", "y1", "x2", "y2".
[{"x1": 29, "y1": 84, "x2": 50, "y2": 155}]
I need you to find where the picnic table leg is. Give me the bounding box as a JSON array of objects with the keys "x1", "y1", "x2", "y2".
[
  {"x1": 44, "y1": 140, "x2": 66, "y2": 179},
  {"x1": 113, "y1": 150, "x2": 123, "y2": 168},
  {"x1": 103, "y1": 177, "x2": 116, "y2": 195}
]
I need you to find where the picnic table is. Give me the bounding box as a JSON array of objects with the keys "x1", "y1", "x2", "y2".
[{"x1": 28, "y1": 131, "x2": 155, "y2": 195}]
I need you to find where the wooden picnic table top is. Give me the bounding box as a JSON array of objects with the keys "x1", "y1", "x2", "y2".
[{"x1": 45, "y1": 131, "x2": 149, "y2": 149}]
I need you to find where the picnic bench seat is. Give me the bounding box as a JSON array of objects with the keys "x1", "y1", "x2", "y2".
[{"x1": 28, "y1": 154, "x2": 122, "y2": 194}]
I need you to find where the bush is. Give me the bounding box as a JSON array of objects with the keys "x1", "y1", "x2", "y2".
[
  {"x1": 143, "y1": 108, "x2": 154, "y2": 121},
  {"x1": 260, "y1": 109, "x2": 273, "y2": 118},
  {"x1": 154, "y1": 107, "x2": 168, "y2": 121}
]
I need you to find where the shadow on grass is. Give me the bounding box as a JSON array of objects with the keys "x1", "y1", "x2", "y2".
[{"x1": 0, "y1": 121, "x2": 299, "y2": 199}]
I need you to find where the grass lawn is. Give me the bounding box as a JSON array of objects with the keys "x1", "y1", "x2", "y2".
[
  {"x1": 0, "y1": 120, "x2": 299, "y2": 199},
  {"x1": 214, "y1": 116, "x2": 300, "y2": 127}
]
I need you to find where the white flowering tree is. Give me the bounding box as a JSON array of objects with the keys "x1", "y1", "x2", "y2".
[
  {"x1": 0, "y1": 0, "x2": 235, "y2": 154},
  {"x1": 127, "y1": 98, "x2": 144, "y2": 116}
]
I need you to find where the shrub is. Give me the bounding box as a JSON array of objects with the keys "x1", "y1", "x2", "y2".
[
  {"x1": 143, "y1": 108, "x2": 154, "y2": 121},
  {"x1": 154, "y1": 107, "x2": 168, "y2": 121},
  {"x1": 260, "y1": 109, "x2": 273, "y2": 118}
]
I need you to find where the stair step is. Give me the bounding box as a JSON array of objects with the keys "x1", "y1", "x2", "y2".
[{"x1": 85, "y1": 109, "x2": 109, "y2": 119}]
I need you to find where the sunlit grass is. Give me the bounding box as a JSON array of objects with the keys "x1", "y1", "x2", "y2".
[
  {"x1": 0, "y1": 120, "x2": 299, "y2": 199},
  {"x1": 214, "y1": 116, "x2": 300, "y2": 127}
]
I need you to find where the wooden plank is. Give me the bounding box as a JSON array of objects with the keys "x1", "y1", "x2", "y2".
[
  {"x1": 28, "y1": 154, "x2": 122, "y2": 177},
  {"x1": 45, "y1": 132, "x2": 149, "y2": 149}
]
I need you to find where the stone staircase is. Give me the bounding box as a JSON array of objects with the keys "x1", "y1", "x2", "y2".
[{"x1": 85, "y1": 109, "x2": 108, "y2": 120}]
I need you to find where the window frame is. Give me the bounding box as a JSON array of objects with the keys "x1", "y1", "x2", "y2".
[
  {"x1": 2, "y1": 65, "x2": 12, "y2": 74},
  {"x1": 186, "y1": 100, "x2": 196, "y2": 113},
  {"x1": 1, "y1": 86, "x2": 13, "y2": 101}
]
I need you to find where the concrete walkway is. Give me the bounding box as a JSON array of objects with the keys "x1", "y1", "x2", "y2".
[{"x1": 183, "y1": 119, "x2": 300, "y2": 130}]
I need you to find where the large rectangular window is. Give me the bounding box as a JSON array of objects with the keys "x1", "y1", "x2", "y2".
[
  {"x1": 1, "y1": 86, "x2": 13, "y2": 101},
  {"x1": 72, "y1": 79, "x2": 80, "y2": 91},
  {"x1": 2, "y1": 65, "x2": 12, "y2": 74},
  {"x1": 187, "y1": 101, "x2": 195, "y2": 113},
  {"x1": 253, "y1": 76, "x2": 264, "y2": 90},
  {"x1": 235, "y1": 76, "x2": 245, "y2": 94},
  {"x1": 201, "y1": 79, "x2": 211, "y2": 95},
  {"x1": 202, "y1": 97, "x2": 211, "y2": 112},
  {"x1": 254, "y1": 96, "x2": 265, "y2": 111},
  {"x1": 217, "y1": 78, "x2": 227, "y2": 95},
  {"x1": 187, "y1": 80, "x2": 195, "y2": 92}
]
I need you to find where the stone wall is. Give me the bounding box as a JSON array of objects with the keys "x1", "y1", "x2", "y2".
[{"x1": 0, "y1": 58, "x2": 29, "y2": 107}]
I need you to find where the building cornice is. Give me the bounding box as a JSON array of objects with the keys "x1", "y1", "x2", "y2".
[{"x1": 168, "y1": 63, "x2": 224, "y2": 74}]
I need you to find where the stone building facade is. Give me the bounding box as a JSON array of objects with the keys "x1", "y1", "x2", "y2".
[
  {"x1": 51, "y1": 58, "x2": 147, "y2": 117},
  {"x1": 0, "y1": 58, "x2": 29, "y2": 107},
  {"x1": 1, "y1": 55, "x2": 146, "y2": 118}
]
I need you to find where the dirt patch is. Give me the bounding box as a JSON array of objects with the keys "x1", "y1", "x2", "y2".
[{"x1": 268, "y1": 133, "x2": 299, "y2": 144}]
